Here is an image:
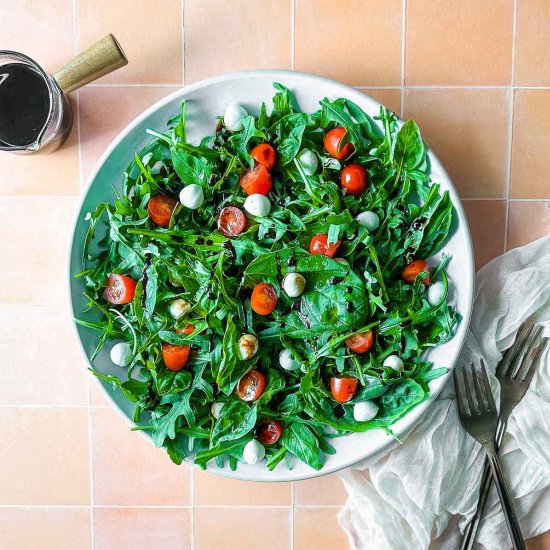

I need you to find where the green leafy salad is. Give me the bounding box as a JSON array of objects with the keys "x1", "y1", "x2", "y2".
[{"x1": 77, "y1": 83, "x2": 460, "y2": 471}]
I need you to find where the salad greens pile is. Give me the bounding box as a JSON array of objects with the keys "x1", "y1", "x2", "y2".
[{"x1": 77, "y1": 83, "x2": 460, "y2": 471}]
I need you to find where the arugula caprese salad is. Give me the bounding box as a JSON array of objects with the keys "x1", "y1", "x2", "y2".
[{"x1": 77, "y1": 83, "x2": 460, "y2": 471}]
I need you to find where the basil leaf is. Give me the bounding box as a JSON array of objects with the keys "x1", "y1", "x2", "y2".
[
  {"x1": 211, "y1": 400, "x2": 257, "y2": 446},
  {"x1": 281, "y1": 423, "x2": 322, "y2": 470}
]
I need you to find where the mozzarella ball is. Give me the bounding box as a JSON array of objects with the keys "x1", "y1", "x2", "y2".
[
  {"x1": 427, "y1": 281, "x2": 446, "y2": 307},
  {"x1": 244, "y1": 194, "x2": 271, "y2": 217},
  {"x1": 334, "y1": 257, "x2": 350, "y2": 267},
  {"x1": 383, "y1": 354, "x2": 405, "y2": 371},
  {"x1": 243, "y1": 439, "x2": 266, "y2": 465},
  {"x1": 356, "y1": 211, "x2": 380, "y2": 232},
  {"x1": 297, "y1": 148, "x2": 319, "y2": 176},
  {"x1": 223, "y1": 103, "x2": 248, "y2": 132},
  {"x1": 169, "y1": 298, "x2": 191, "y2": 320},
  {"x1": 211, "y1": 401, "x2": 225, "y2": 419},
  {"x1": 279, "y1": 348, "x2": 302, "y2": 371},
  {"x1": 353, "y1": 400, "x2": 379, "y2": 422},
  {"x1": 283, "y1": 272, "x2": 306, "y2": 298},
  {"x1": 179, "y1": 184, "x2": 204, "y2": 210},
  {"x1": 110, "y1": 342, "x2": 133, "y2": 367},
  {"x1": 238, "y1": 334, "x2": 258, "y2": 360}
]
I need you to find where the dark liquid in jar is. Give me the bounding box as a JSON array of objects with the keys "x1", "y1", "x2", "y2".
[{"x1": 0, "y1": 63, "x2": 52, "y2": 147}]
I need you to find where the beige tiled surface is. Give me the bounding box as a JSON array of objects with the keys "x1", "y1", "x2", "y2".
[{"x1": 1, "y1": 0, "x2": 550, "y2": 548}]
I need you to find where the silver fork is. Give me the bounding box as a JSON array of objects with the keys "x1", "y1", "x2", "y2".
[
  {"x1": 454, "y1": 360, "x2": 526, "y2": 550},
  {"x1": 461, "y1": 324, "x2": 547, "y2": 550}
]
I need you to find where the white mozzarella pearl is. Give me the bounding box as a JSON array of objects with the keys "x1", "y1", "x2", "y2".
[
  {"x1": 238, "y1": 334, "x2": 259, "y2": 360},
  {"x1": 353, "y1": 400, "x2": 379, "y2": 422},
  {"x1": 243, "y1": 439, "x2": 266, "y2": 464},
  {"x1": 282, "y1": 272, "x2": 306, "y2": 298},
  {"x1": 223, "y1": 103, "x2": 248, "y2": 132},
  {"x1": 179, "y1": 184, "x2": 204, "y2": 210},
  {"x1": 110, "y1": 342, "x2": 133, "y2": 367},
  {"x1": 211, "y1": 402, "x2": 225, "y2": 419},
  {"x1": 297, "y1": 148, "x2": 319, "y2": 176},
  {"x1": 427, "y1": 281, "x2": 446, "y2": 306},
  {"x1": 278, "y1": 349, "x2": 302, "y2": 371},
  {"x1": 383, "y1": 354, "x2": 405, "y2": 371},
  {"x1": 244, "y1": 194, "x2": 271, "y2": 217},
  {"x1": 356, "y1": 211, "x2": 380, "y2": 232},
  {"x1": 169, "y1": 298, "x2": 191, "y2": 319}
]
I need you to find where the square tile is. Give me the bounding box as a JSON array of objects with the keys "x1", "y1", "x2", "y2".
[
  {"x1": 294, "y1": 507, "x2": 348, "y2": 550},
  {"x1": 0, "y1": 0, "x2": 75, "y2": 72},
  {"x1": 403, "y1": 89, "x2": 510, "y2": 199},
  {"x1": 514, "y1": 0, "x2": 550, "y2": 86},
  {"x1": 294, "y1": 474, "x2": 347, "y2": 506},
  {"x1": 0, "y1": 306, "x2": 88, "y2": 406},
  {"x1": 193, "y1": 468, "x2": 291, "y2": 506},
  {"x1": 295, "y1": 0, "x2": 402, "y2": 86},
  {"x1": 194, "y1": 507, "x2": 291, "y2": 550},
  {"x1": 91, "y1": 407, "x2": 191, "y2": 506},
  {"x1": 362, "y1": 88, "x2": 402, "y2": 117},
  {"x1": 77, "y1": 0, "x2": 182, "y2": 84},
  {"x1": 184, "y1": 0, "x2": 292, "y2": 83},
  {"x1": 79, "y1": 86, "x2": 177, "y2": 181},
  {"x1": 462, "y1": 200, "x2": 506, "y2": 270},
  {"x1": 0, "y1": 408, "x2": 90, "y2": 504},
  {"x1": 94, "y1": 508, "x2": 191, "y2": 550},
  {"x1": 0, "y1": 197, "x2": 78, "y2": 304},
  {"x1": 405, "y1": 0, "x2": 514, "y2": 85},
  {"x1": 510, "y1": 90, "x2": 550, "y2": 199},
  {"x1": 507, "y1": 201, "x2": 550, "y2": 250},
  {"x1": 0, "y1": 507, "x2": 91, "y2": 550}
]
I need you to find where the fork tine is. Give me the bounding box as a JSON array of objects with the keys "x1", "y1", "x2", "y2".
[
  {"x1": 463, "y1": 365, "x2": 477, "y2": 415},
  {"x1": 453, "y1": 368, "x2": 468, "y2": 416},
  {"x1": 471, "y1": 362, "x2": 487, "y2": 412},
  {"x1": 479, "y1": 359, "x2": 496, "y2": 412},
  {"x1": 498, "y1": 323, "x2": 533, "y2": 377},
  {"x1": 521, "y1": 336, "x2": 548, "y2": 383},
  {"x1": 512, "y1": 325, "x2": 544, "y2": 379}
]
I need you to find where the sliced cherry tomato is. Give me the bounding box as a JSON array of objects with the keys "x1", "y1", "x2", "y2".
[
  {"x1": 324, "y1": 127, "x2": 354, "y2": 160},
  {"x1": 256, "y1": 419, "x2": 283, "y2": 444},
  {"x1": 341, "y1": 164, "x2": 368, "y2": 196},
  {"x1": 402, "y1": 259, "x2": 431, "y2": 286},
  {"x1": 218, "y1": 206, "x2": 246, "y2": 237},
  {"x1": 147, "y1": 193, "x2": 178, "y2": 227},
  {"x1": 176, "y1": 325, "x2": 195, "y2": 335},
  {"x1": 103, "y1": 274, "x2": 136, "y2": 305},
  {"x1": 309, "y1": 234, "x2": 341, "y2": 258},
  {"x1": 330, "y1": 377, "x2": 358, "y2": 403},
  {"x1": 345, "y1": 330, "x2": 374, "y2": 354},
  {"x1": 237, "y1": 369, "x2": 266, "y2": 401},
  {"x1": 250, "y1": 282, "x2": 278, "y2": 315},
  {"x1": 162, "y1": 343, "x2": 191, "y2": 372},
  {"x1": 250, "y1": 143, "x2": 276, "y2": 170},
  {"x1": 240, "y1": 163, "x2": 272, "y2": 196}
]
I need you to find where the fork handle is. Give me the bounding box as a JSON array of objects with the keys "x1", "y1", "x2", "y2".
[{"x1": 487, "y1": 452, "x2": 526, "y2": 550}]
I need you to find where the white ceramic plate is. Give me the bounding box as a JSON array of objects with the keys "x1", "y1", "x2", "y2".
[{"x1": 69, "y1": 70, "x2": 474, "y2": 482}]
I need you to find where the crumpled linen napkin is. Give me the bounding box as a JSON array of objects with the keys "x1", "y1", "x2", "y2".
[{"x1": 338, "y1": 234, "x2": 550, "y2": 550}]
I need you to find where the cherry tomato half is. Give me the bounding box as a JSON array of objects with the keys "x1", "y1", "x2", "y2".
[
  {"x1": 237, "y1": 369, "x2": 266, "y2": 401},
  {"x1": 324, "y1": 127, "x2": 354, "y2": 160},
  {"x1": 250, "y1": 143, "x2": 276, "y2": 170},
  {"x1": 309, "y1": 234, "x2": 341, "y2": 258},
  {"x1": 330, "y1": 377, "x2": 359, "y2": 403},
  {"x1": 240, "y1": 163, "x2": 273, "y2": 196},
  {"x1": 345, "y1": 330, "x2": 374, "y2": 354},
  {"x1": 147, "y1": 193, "x2": 178, "y2": 227},
  {"x1": 176, "y1": 325, "x2": 195, "y2": 335},
  {"x1": 341, "y1": 164, "x2": 368, "y2": 196},
  {"x1": 162, "y1": 343, "x2": 191, "y2": 372},
  {"x1": 103, "y1": 274, "x2": 137, "y2": 305},
  {"x1": 250, "y1": 282, "x2": 278, "y2": 315},
  {"x1": 218, "y1": 206, "x2": 246, "y2": 237},
  {"x1": 256, "y1": 419, "x2": 283, "y2": 444},
  {"x1": 402, "y1": 259, "x2": 431, "y2": 286}
]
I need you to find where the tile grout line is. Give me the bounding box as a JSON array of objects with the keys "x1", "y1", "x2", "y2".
[
  {"x1": 291, "y1": 0, "x2": 296, "y2": 71},
  {"x1": 291, "y1": 481, "x2": 295, "y2": 550},
  {"x1": 0, "y1": 504, "x2": 342, "y2": 509},
  {"x1": 503, "y1": 0, "x2": 518, "y2": 253},
  {"x1": 400, "y1": 0, "x2": 407, "y2": 116},
  {"x1": 181, "y1": 0, "x2": 186, "y2": 87}
]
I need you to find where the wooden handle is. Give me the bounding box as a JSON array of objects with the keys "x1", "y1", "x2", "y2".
[{"x1": 53, "y1": 34, "x2": 127, "y2": 93}]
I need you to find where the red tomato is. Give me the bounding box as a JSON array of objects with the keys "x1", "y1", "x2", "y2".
[
  {"x1": 147, "y1": 193, "x2": 178, "y2": 227},
  {"x1": 341, "y1": 164, "x2": 368, "y2": 196},
  {"x1": 162, "y1": 343, "x2": 191, "y2": 372},
  {"x1": 402, "y1": 259, "x2": 431, "y2": 286},
  {"x1": 345, "y1": 330, "x2": 374, "y2": 354},
  {"x1": 330, "y1": 377, "x2": 359, "y2": 403},
  {"x1": 250, "y1": 283, "x2": 278, "y2": 315},
  {"x1": 256, "y1": 419, "x2": 283, "y2": 444},
  {"x1": 324, "y1": 127, "x2": 354, "y2": 160},
  {"x1": 309, "y1": 234, "x2": 341, "y2": 258},
  {"x1": 218, "y1": 206, "x2": 246, "y2": 237},
  {"x1": 240, "y1": 163, "x2": 272, "y2": 196},
  {"x1": 237, "y1": 370, "x2": 266, "y2": 401},
  {"x1": 250, "y1": 143, "x2": 276, "y2": 170},
  {"x1": 103, "y1": 274, "x2": 137, "y2": 305}
]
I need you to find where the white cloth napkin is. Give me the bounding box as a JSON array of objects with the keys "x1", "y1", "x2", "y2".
[{"x1": 338, "y1": 234, "x2": 550, "y2": 550}]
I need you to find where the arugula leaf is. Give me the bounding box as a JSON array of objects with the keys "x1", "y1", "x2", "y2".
[
  {"x1": 281, "y1": 423, "x2": 322, "y2": 470},
  {"x1": 211, "y1": 400, "x2": 257, "y2": 445}
]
